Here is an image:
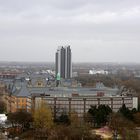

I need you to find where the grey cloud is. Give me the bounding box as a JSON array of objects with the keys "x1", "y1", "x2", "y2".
[{"x1": 0, "y1": 0, "x2": 140, "y2": 62}]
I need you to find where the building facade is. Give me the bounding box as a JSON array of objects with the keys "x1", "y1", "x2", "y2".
[
  {"x1": 27, "y1": 95, "x2": 138, "y2": 118},
  {"x1": 3, "y1": 73, "x2": 138, "y2": 116},
  {"x1": 55, "y1": 46, "x2": 72, "y2": 79}
]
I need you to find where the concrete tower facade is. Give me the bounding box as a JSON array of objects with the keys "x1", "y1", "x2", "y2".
[{"x1": 55, "y1": 46, "x2": 72, "y2": 79}]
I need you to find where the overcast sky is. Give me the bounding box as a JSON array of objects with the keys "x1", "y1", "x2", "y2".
[{"x1": 0, "y1": 0, "x2": 140, "y2": 63}]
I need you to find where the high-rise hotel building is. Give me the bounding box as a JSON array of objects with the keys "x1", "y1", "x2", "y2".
[{"x1": 55, "y1": 46, "x2": 72, "y2": 79}]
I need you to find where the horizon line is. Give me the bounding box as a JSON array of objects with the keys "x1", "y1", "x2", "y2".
[{"x1": 0, "y1": 61, "x2": 140, "y2": 64}]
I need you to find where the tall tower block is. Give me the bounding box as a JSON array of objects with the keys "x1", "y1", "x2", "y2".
[{"x1": 55, "y1": 46, "x2": 72, "y2": 79}]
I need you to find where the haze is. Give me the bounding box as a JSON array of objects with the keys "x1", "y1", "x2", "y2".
[{"x1": 0, "y1": 0, "x2": 140, "y2": 63}]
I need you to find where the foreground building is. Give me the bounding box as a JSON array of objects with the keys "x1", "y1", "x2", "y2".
[
  {"x1": 27, "y1": 91, "x2": 138, "y2": 117},
  {"x1": 3, "y1": 73, "x2": 138, "y2": 117},
  {"x1": 55, "y1": 46, "x2": 72, "y2": 79}
]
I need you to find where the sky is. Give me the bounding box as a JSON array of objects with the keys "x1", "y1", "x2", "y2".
[{"x1": 0, "y1": 0, "x2": 140, "y2": 63}]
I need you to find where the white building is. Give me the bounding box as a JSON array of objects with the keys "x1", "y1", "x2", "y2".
[{"x1": 89, "y1": 69, "x2": 109, "y2": 75}]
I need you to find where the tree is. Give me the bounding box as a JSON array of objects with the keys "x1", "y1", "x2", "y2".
[
  {"x1": 88, "y1": 105, "x2": 112, "y2": 127},
  {"x1": 118, "y1": 104, "x2": 133, "y2": 120},
  {"x1": 33, "y1": 102, "x2": 53, "y2": 139},
  {"x1": 70, "y1": 111, "x2": 81, "y2": 127},
  {"x1": 0, "y1": 100, "x2": 6, "y2": 113},
  {"x1": 54, "y1": 113, "x2": 70, "y2": 125},
  {"x1": 7, "y1": 110, "x2": 33, "y2": 138},
  {"x1": 33, "y1": 102, "x2": 53, "y2": 129},
  {"x1": 133, "y1": 112, "x2": 140, "y2": 126},
  {"x1": 109, "y1": 113, "x2": 138, "y2": 140},
  {"x1": 48, "y1": 125, "x2": 101, "y2": 140},
  {"x1": 8, "y1": 111, "x2": 33, "y2": 130},
  {"x1": 48, "y1": 111, "x2": 101, "y2": 140},
  {"x1": 122, "y1": 79, "x2": 140, "y2": 93}
]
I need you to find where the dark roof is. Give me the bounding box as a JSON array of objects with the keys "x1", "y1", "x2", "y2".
[{"x1": 11, "y1": 82, "x2": 30, "y2": 97}]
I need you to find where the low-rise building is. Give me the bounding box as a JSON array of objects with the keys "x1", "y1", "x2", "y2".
[
  {"x1": 3, "y1": 73, "x2": 138, "y2": 117},
  {"x1": 27, "y1": 94, "x2": 138, "y2": 117}
]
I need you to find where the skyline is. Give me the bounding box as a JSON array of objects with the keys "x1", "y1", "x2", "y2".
[{"x1": 0, "y1": 0, "x2": 140, "y2": 63}]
